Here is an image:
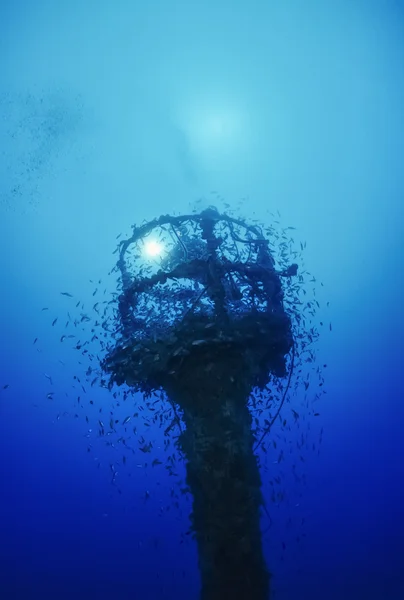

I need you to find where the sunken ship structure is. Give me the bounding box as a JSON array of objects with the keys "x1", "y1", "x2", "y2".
[{"x1": 102, "y1": 206, "x2": 297, "y2": 600}]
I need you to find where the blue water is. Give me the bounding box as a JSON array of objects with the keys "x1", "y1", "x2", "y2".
[{"x1": 1, "y1": 1, "x2": 403, "y2": 599}]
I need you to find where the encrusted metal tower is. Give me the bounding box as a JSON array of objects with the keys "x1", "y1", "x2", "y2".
[{"x1": 102, "y1": 206, "x2": 297, "y2": 600}]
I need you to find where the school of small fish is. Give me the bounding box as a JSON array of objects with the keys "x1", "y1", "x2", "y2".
[{"x1": 1, "y1": 202, "x2": 330, "y2": 559}]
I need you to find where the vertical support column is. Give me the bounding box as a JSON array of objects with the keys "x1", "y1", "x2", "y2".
[{"x1": 168, "y1": 355, "x2": 270, "y2": 600}]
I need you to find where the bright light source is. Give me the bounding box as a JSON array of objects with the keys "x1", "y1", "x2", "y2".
[{"x1": 144, "y1": 240, "x2": 164, "y2": 258}]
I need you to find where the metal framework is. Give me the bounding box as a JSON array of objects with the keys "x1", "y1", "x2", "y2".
[{"x1": 102, "y1": 206, "x2": 298, "y2": 600}]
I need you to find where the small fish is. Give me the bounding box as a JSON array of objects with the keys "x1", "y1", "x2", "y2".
[
  {"x1": 44, "y1": 373, "x2": 53, "y2": 385},
  {"x1": 2, "y1": 384, "x2": 9, "y2": 390},
  {"x1": 139, "y1": 443, "x2": 152, "y2": 453},
  {"x1": 61, "y1": 292, "x2": 73, "y2": 297},
  {"x1": 33, "y1": 337, "x2": 38, "y2": 344},
  {"x1": 52, "y1": 318, "x2": 58, "y2": 326},
  {"x1": 123, "y1": 416, "x2": 131, "y2": 425},
  {"x1": 41, "y1": 307, "x2": 49, "y2": 311}
]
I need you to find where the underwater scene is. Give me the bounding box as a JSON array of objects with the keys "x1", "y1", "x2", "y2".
[{"x1": 1, "y1": 1, "x2": 403, "y2": 599}]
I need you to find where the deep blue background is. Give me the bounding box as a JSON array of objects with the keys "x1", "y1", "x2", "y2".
[{"x1": 1, "y1": 1, "x2": 403, "y2": 598}]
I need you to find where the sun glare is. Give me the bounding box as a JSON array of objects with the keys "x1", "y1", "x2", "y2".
[{"x1": 144, "y1": 240, "x2": 164, "y2": 258}]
